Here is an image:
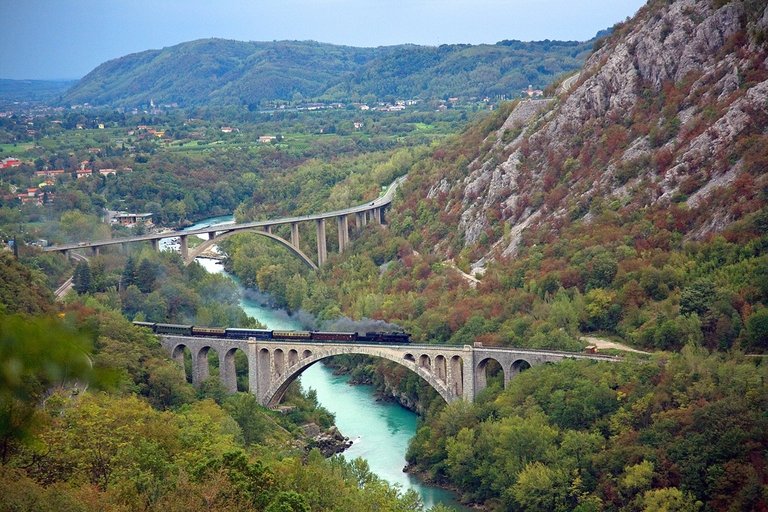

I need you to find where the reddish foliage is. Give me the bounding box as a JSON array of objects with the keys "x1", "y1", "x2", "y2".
[{"x1": 654, "y1": 148, "x2": 674, "y2": 174}]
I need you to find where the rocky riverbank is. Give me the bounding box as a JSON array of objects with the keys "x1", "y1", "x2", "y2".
[{"x1": 302, "y1": 422, "x2": 353, "y2": 457}]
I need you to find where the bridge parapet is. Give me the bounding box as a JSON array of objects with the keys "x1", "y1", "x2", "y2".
[{"x1": 159, "y1": 335, "x2": 619, "y2": 406}]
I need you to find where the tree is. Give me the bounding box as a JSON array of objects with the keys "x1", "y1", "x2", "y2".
[
  {"x1": 72, "y1": 260, "x2": 91, "y2": 294},
  {"x1": 136, "y1": 258, "x2": 158, "y2": 293},
  {"x1": 285, "y1": 273, "x2": 308, "y2": 313},
  {"x1": 121, "y1": 284, "x2": 145, "y2": 319},
  {"x1": 510, "y1": 461, "x2": 569, "y2": 512},
  {"x1": 223, "y1": 393, "x2": 270, "y2": 445},
  {"x1": 744, "y1": 308, "x2": 768, "y2": 351},
  {"x1": 680, "y1": 279, "x2": 716, "y2": 316},
  {"x1": 121, "y1": 255, "x2": 138, "y2": 290},
  {"x1": 265, "y1": 491, "x2": 310, "y2": 512},
  {"x1": 0, "y1": 314, "x2": 96, "y2": 463},
  {"x1": 641, "y1": 488, "x2": 703, "y2": 512}
]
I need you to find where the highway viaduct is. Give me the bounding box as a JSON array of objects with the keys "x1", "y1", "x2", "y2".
[
  {"x1": 43, "y1": 177, "x2": 406, "y2": 269},
  {"x1": 157, "y1": 335, "x2": 620, "y2": 406}
]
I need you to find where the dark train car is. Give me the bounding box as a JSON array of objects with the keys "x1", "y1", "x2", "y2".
[
  {"x1": 155, "y1": 323, "x2": 193, "y2": 336},
  {"x1": 225, "y1": 328, "x2": 273, "y2": 340},
  {"x1": 310, "y1": 331, "x2": 357, "y2": 341},
  {"x1": 360, "y1": 332, "x2": 411, "y2": 344},
  {"x1": 132, "y1": 321, "x2": 157, "y2": 331},
  {"x1": 192, "y1": 326, "x2": 227, "y2": 337},
  {"x1": 272, "y1": 330, "x2": 311, "y2": 340}
]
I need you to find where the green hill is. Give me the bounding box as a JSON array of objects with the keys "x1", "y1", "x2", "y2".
[{"x1": 61, "y1": 38, "x2": 595, "y2": 108}]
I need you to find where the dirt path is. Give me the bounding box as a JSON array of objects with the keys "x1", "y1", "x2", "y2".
[
  {"x1": 581, "y1": 335, "x2": 651, "y2": 354},
  {"x1": 444, "y1": 260, "x2": 480, "y2": 288}
]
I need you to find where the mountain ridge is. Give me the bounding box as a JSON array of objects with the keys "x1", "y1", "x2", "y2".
[
  {"x1": 405, "y1": 0, "x2": 768, "y2": 268},
  {"x1": 61, "y1": 37, "x2": 598, "y2": 108}
]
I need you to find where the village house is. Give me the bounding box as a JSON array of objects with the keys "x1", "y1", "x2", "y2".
[
  {"x1": 259, "y1": 135, "x2": 277, "y2": 143},
  {"x1": 110, "y1": 212, "x2": 153, "y2": 227},
  {"x1": 75, "y1": 169, "x2": 92, "y2": 179},
  {"x1": 1, "y1": 157, "x2": 21, "y2": 168},
  {"x1": 16, "y1": 187, "x2": 43, "y2": 206},
  {"x1": 34, "y1": 169, "x2": 65, "y2": 178}
]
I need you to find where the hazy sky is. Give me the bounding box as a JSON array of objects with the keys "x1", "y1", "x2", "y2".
[{"x1": 1, "y1": 0, "x2": 646, "y2": 80}]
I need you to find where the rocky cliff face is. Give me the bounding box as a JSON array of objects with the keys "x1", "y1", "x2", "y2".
[{"x1": 447, "y1": 0, "x2": 768, "y2": 269}]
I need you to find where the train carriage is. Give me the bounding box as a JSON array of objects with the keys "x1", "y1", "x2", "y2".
[
  {"x1": 132, "y1": 321, "x2": 157, "y2": 331},
  {"x1": 272, "y1": 330, "x2": 311, "y2": 340},
  {"x1": 191, "y1": 326, "x2": 227, "y2": 337},
  {"x1": 155, "y1": 323, "x2": 193, "y2": 336},
  {"x1": 225, "y1": 328, "x2": 272, "y2": 340},
  {"x1": 311, "y1": 331, "x2": 357, "y2": 341}
]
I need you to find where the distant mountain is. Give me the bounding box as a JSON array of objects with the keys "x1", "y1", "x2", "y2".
[
  {"x1": 61, "y1": 38, "x2": 596, "y2": 108},
  {"x1": 0, "y1": 79, "x2": 76, "y2": 107}
]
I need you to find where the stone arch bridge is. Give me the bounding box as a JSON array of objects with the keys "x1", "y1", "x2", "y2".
[
  {"x1": 43, "y1": 177, "x2": 405, "y2": 269},
  {"x1": 159, "y1": 335, "x2": 619, "y2": 406}
]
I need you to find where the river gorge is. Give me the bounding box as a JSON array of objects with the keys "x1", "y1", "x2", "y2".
[{"x1": 174, "y1": 217, "x2": 469, "y2": 511}]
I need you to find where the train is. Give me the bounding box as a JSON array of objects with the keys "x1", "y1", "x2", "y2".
[{"x1": 133, "y1": 321, "x2": 411, "y2": 345}]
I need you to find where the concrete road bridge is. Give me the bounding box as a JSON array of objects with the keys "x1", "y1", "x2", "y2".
[
  {"x1": 43, "y1": 177, "x2": 406, "y2": 269},
  {"x1": 158, "y1": 335, "x2": 620, "y2": 406}
]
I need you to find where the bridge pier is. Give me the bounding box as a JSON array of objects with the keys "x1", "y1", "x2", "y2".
[
  {"x1": 192, "y1": 346, "x2": 210, "y2": 385},
  {"x1": 316, "y1": 219, "x2": 327, "y2": 266},
  {"x1": 356, "y1": 211, "x2": 366, "y2": 229},
  {"x1": 179, "y1": 235, "x2": 188, "y2": 261},
  {"x1": 337, "y1": 215, "x2": 349, "y2": 253},
  {"x1": 91, "y1": 246, "x2": 100, "y2": 257},
  {"x1": 220, "y1": 347, "x2": 238, "y2": 393},
  {"x1": 150, "y1": 239, "x2": 159, "y2": 251},
  {"x1": 291, "y1": 222, "x2": 300, "y2": 248}
]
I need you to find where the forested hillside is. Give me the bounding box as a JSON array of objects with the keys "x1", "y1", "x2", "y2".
[
  {"x1": 61, "y1": 38, "x2": 594, "y2": 108},
  {"x1": 216, "y1": 1, "x2": 768, "y2": 508},
  {"x1": 0, "y1": 251, "x2": 435, "y2": 511}
]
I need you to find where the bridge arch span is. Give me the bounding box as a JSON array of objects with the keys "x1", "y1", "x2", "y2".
[
  {"x1": 510, "y1": 358, "x2": 532, "y2": 375},
  {"x1": 158, "y1": 335, "x2": 619, "y2": 405},
  {"x1": 262, "y1": 346, "x2": 457, "y2": 407},
  {"x1": 188, "y1": 229, "x2": 318, "y2": 269}
]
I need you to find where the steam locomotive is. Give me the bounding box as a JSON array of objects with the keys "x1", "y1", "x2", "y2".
[{"x1": 133, "y1": 321, "x2": 411, "y2": 345}]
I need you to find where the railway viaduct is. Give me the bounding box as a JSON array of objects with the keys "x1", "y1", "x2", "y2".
[
  {"x1": 157, "y1": 335, "x2": 619, "y2": 406},
  {"x1": 43, "y1": 177, "x2": 406, "y2": 269}
]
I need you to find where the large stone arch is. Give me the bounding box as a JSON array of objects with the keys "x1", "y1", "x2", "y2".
[
  {"x1": 187, "y1": 228, "x2": 318, "y2": 269},
  {"x1": 475, "y1": 356, "x2": 504, "y2": 396},
  {"x1": 262, "y1": 347, "x2": 459, "y2": 407}
]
